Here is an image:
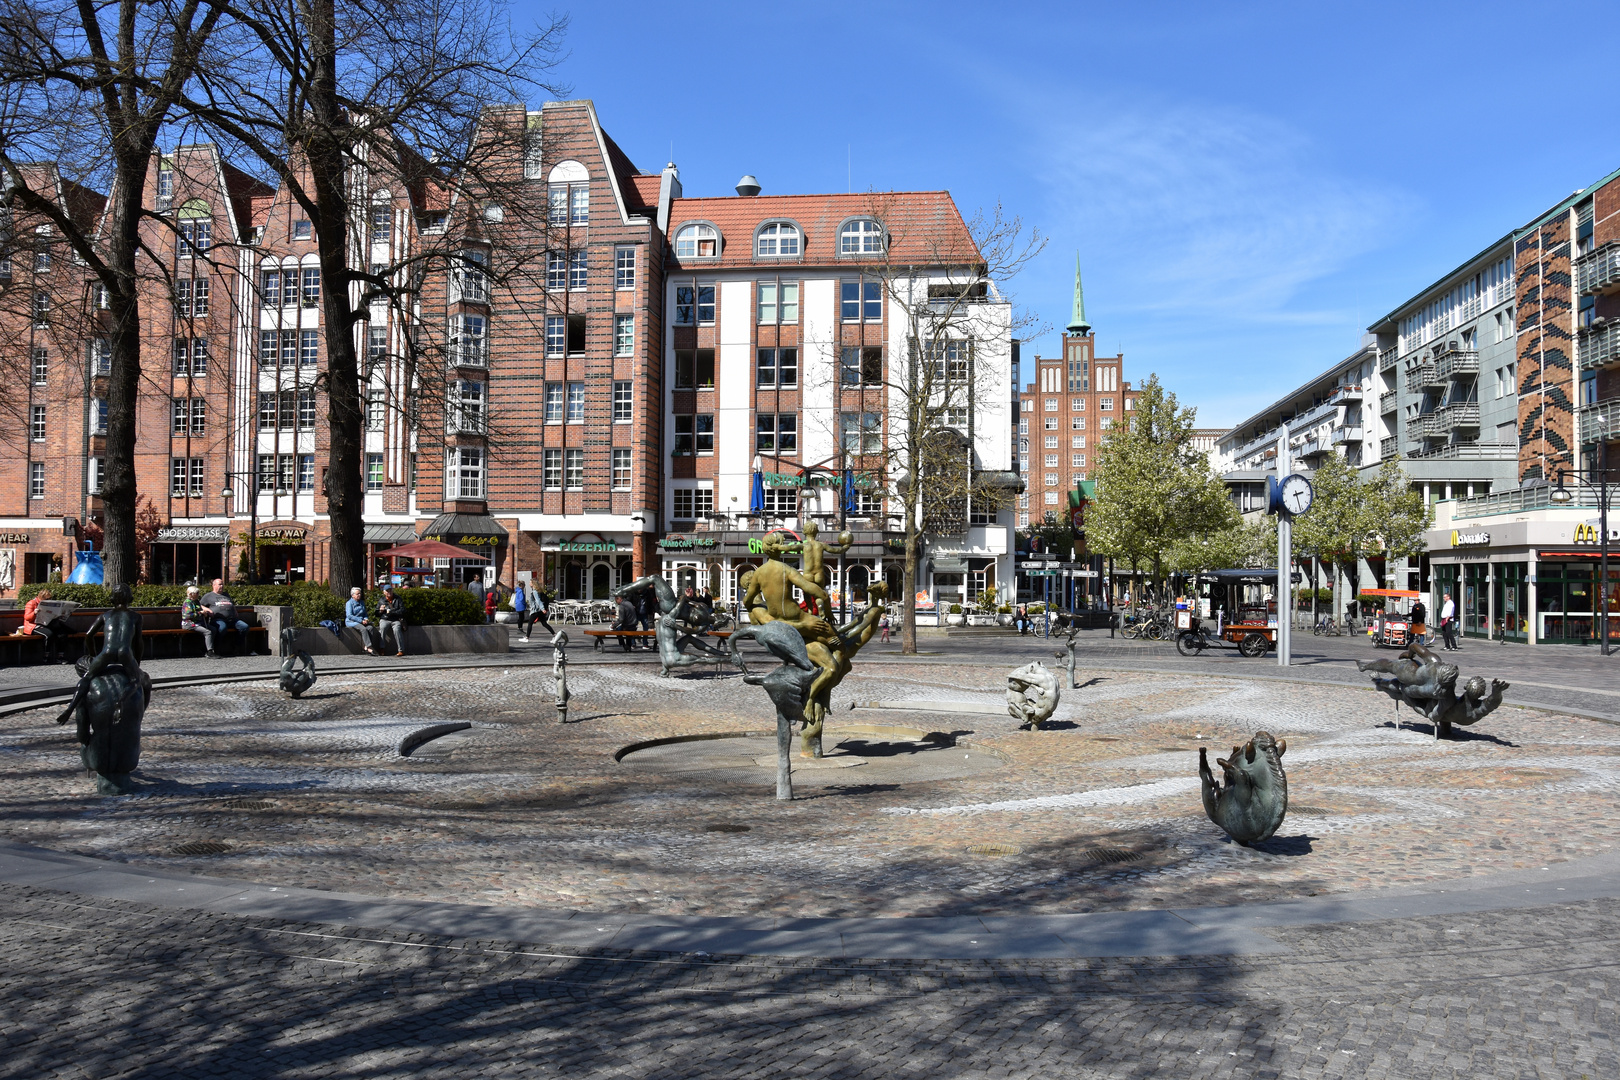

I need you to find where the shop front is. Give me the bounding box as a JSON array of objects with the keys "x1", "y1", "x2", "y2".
[
  {"x1": 656, "y1": 529, "x2": 899, "y2": 616},
  {"x1": 421, "y1": 513, "x2": 508, "y2": 587},
  {"x1": 537, "y1": 534, "x2": 634, "y2": 600},
  {"x1": 0, "y1": 522, "x2": 73, "y2": 597},
  {"x1": 150, "y1": 524, "x2": 228, "y2": 585},
  {"x1": 254, "y1": 522, "x2": 313, "y2": 584}
]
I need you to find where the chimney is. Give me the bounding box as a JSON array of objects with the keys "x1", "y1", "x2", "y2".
[
  {"x1": 656, "y1": 162, "x2": 682, "y2": 234},
  {"x1": 735, "y1": 174, "x2": 761, "y2": 197}
]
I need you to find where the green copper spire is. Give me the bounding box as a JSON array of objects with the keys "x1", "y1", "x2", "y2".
[{"x1": 1066, "y1": 253, "x2": 1091, "y2": 335}]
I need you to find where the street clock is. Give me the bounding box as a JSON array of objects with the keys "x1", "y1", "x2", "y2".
[{"x1": 1267, "y1": 473, "x2": 1314, "y2": 517}]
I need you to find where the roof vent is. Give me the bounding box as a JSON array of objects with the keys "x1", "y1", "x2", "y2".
[{"x1": 735, "y1": 174, "x2": 761, "y2": 197}]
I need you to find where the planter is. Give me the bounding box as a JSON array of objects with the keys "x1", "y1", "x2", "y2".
[
  {"x1": 945, "y1": 614, "x2": 966, "y2": 627},
  {"x1": 494, "y1": 611, "x2": 517, "y2": 624},
  {"x1": 997, "y1": 614, "x2": 1014, "y2": 627},
  {"x1": 966, "y1": 614, "x2": 999, "y2": 627}
]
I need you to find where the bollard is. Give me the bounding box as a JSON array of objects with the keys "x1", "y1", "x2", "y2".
[{"x1": 551, "y1": 629, "x2": 571, "y2": 723}]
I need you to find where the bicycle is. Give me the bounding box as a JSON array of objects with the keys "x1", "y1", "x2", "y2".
[{"x1": 1312, "y1": 616, "x2": 1345, "y2": 637}]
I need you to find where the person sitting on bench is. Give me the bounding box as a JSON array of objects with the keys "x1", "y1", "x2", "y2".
[
  {"x1": 21, "y1": 588, "x2": 71, "y2": 664},
  {"x1": 202, "y1": 578, "x2": 254, "y2": 656},
  {"x1": 180, "y1": 585, "x2": 218, "y2": 657}
]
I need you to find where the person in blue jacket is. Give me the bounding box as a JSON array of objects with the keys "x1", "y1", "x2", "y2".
[{"x1": 345, "y1": 585, "x2": 378, "y2": 654}]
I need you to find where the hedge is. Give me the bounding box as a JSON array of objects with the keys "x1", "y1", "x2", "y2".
[{"x1": 15, "y1": 581, "x2": 482, "y2": 627}]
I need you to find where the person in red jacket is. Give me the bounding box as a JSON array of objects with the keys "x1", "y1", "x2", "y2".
[
  {"x1": 21, "y1": 588, "x2": 67, "y2": 664},
  {"x1": 484, "y1": 586, "x2": 498, "y2": 624}
]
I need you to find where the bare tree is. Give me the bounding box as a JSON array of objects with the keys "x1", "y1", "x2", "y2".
[
  {"x1": 850, "y1": 196, "x2": 1045, "y2": 654},
  {"x1": 0, "y1": 0, "x2": 227, "y2": 585},
  {"x1": 173, "y1": 0, "x2": 565, "y2": 593}
]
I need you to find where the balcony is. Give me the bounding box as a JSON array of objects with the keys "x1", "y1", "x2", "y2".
[
  {"x1": 1431, "y1": 346, "x2": 1479, "y2": 381},
  {"x1": 1411, "y1": 412, "x2": 1440, "y2": 438},
  {"x1": 1406, "y1": 442, "x2": 1516, "y2": 461},
  {"x1": 1405, "y1": 363, "x2": 1441, "y2": 393},
  {"x1": 1578, "y1": 322, "x2": 1620, "y2": 370},
  {"x1": 447, "y1": 410, "x2": 487, "y2": 435},
  {"x1": 1379, "y1": 348, "x2": 1400, "y2": 372},
  {"x1": 449, "y1": 341, "x2": 488, "y2": 369},
  {"x1": 1436, "y1": 402, "x2": 1480, "y2": 431},
  {"x1": 1379, "y1": 389, "x2": 1398, "y2": 414},
  {"x1": 1577, "y1": 241, "x2": 1620, "y2": 297},
  {"x1": 1581, "y1": 397, "x2": 1620, "y2": 443},
  {"x1": 1381, "y1": 435, "x2": 1399, "y2": 459},
  {"x1": 1330, "y1": 425, "x2": 1364, "y2": 445},
  {"x1": 1329, "y1": 383, "x2": 1364, "y2": 403}
]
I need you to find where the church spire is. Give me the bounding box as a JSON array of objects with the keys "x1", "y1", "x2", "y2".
[{"x1": 1066, "y1": 253, "x2": 1091, "y2": 336}]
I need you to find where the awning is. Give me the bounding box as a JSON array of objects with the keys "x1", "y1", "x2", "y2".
[
  {"x1": 930, "y1": 556, "x2": 968, "y2": 574},
  {"x1": 978, "y1": 470, "x2": 1025, "y2": 492},
  {"x1": 419, "y1": 513, "x2": 508, "y2": 549},
  {"x1": 363, "y1": 523, "x2": 417, "y2": 545}
]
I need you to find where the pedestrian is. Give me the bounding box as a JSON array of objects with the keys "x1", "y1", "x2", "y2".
[
  {"x1": 511, "y1": 580, "x2": 529, "y2": 641},
  {"x1": 21, "y1": 587, "x2": 68, "y2": 664},
  {"x1": 613, "y1": 593, "x2": 639, "y2": 652},
  {"x1": 484, "y1": 586, "x2": 498, "y2": 624},
  {"x1": 879, "y1": 612, "x2": 891, "y2": 643},
  {"x1": 376, "y1": 584, "x2": 407, "y2": 656},
  {"x1": 346, "y1": 586, "x2": 379, "y2": 655},
  {"x1": 1015, "y1": 603, "x2": 1030, "y2": 635},
  {"x1": 1409, "y1": 598, "x2": 1428, "y2": 646},
  {"x1": 180, "y1": 585, "x2": 216, "y2": 657},
  {"x1": 202, "y1": 578, "x2": 255, "y2": 656},
  {"x1": 636, "y1": 589, "x2": 656, "y2": 649},
  {"x1": 1440, "y1": 592, "x2": 1459, "y2": 651},
  {"x1": 531, "y1": 584, "x2": 555, "y2": 636}
]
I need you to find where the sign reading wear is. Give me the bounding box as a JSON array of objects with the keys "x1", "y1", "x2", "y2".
[
  {"x1": 0, "y1": 532, "x2": 30, "y2": 544},
  {"x1": 1451, "y1": 529, "x2": 1490, "y2": 547}
]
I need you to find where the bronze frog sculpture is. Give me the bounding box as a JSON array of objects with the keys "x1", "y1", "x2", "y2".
[{"x1": 1199, "y1": 731, "x2": 1288, "y2": 845}]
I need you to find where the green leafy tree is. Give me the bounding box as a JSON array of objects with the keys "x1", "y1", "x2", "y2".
[
  {"x1": 1291, "y1": 452, "x2": 1368, "y2": 621},
  {"x1": 1365, "y1": 457, "x2": 1432, "y2": 585},
  {"x1": 1089, "y1": 375, "x2": 1238, "y2": 600}
]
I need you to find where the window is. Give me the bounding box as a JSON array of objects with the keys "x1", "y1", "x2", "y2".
[
  {"x1": 173, "y1": 337, "x2": 209, "y2": 376},
  {"x1": 566, "y1": 382, "x2": 584, "y2": 421},
  {"x1": 544, "y1": 383, "x2": 563, "y2": 422},
  {"x1": 756, "y1": 222, "x2": 800, "y2": 256},
  {"x1": 452, "y1": 314, "x2": 487, "y2": 366},
  {"x1": 87, "y1": 457, "x2": 103, "y2": 495},
  {"x1": 840, "y1": 411, "x2": 881, "y2": 454},
  {"x1": 757, "y1": 347, "x2": 798, "y2": 388},
  {"x1": 29, "y1": 462, "x2": 44, "y2": 498},
  {"x1": 1044, "y1": 435, "x2": 1058, "y2": 449},
  {"x1": 31, "y1": 348, "x2": 47, "y2": 385},
  {"x1": 757, "y1": 281, "x2": 799, "y2": 324},
  {"x1": 448, "y1": 447, "x2": 484, "y2": 499},
  {"x1": 969, "y1": 503, "x2": 996, "y2": 526},
  {"x1": 567, "y1": 248, "x2": 587, "y2": 290},
  {"x1": 297, "y1": 390, "x2": 317, "y2": 429},
  {"x1": 1072, "y1": 417, "x2": 1086, "y2": 430},
  {"x1": 298, "y1": 455, "x2": 315, "y2": 493},
  {"x1": 614, "y1": 314, "x2": 634, "y2": 356},
  {"x1": 926, "y1": 340, "x2": 969, "y2": 381},
  {"x1": 367, "y1": 387, "x2": 386, "y2": 430},
  {"x1": 178, "y1": 219, "x2": 210, "y2": 256},
  {"x1": 169, "y1": 457, "x2": 205, "y2": 497},
  {"x1": 756, "y1": 413, "x2": 797, "y2": 453},
  {"x1": 455, "y1": 249, "x2": 487, "y2": 303},
  {"x1": 1072, "y1": 455, "x2": 1087, "y2": 468},
  {"x1": 543, "y1": 448, "x2": 561, "y2": 489},
  {"x1": 612, "y1": 381, "x2": 633, "y2": 422},
  {"x1": 32, "y1": 291, "x2": 50, "y2": 322},
  {"x1": 1045, "y1": 474, "x2": 1058, "y2": 487},
  {"x1": 564, "y1": 448, "x2": 584, "y2": 489},
  {"x1": 260, "y1": 269, "x2": 280, "y2": 307},
  {"x1": 301, "y1": 266, "x2": 320, "y2": 307},
  {"x1": 1044, "y1": 454, "x2": 1058, "y2": 467},
  {"x1": 370, "y1": 205, "x2": 390, "y2": 244},
  {"x1": 611, "y1": 448, "x2": 632, "y2": 489},
  {"x1": 840, "y1": 279, "x2": 881, "y2": 320},
  {"x1": 673, "y1": 414, "x2": 714, "y2": 454},
  {"x1": 546, "y1": 251, "x2": 567, "y2": 290},
  {"x1": 1125, "y1": 397, "x2": 1135, "y2": 411},
  {"x1": 545, "y1": 315, "x2": 565, "y2": 356},
  {"x1": 366, "y1": 453, "x2": 384, "y2": 491},
  {"x1": 566, "y1": 313, "x2": 585, "y2": 354},
  {"x1": 258, "y1": 392, "x2": 278, "y2": 430},
  {"x1": 156, "y1": 166, "x2": 173, "y2": 209},
  {"x1": 258, "y1": 453, "x2": 295, "y2": 493},
  {"x1": 367, "y1": 326, "x2": 388, "y2": 363},
  {"x1": 1100, "y1": 417, "x2": 1113, "y2": 430},
  {"x1": 761, "y1": 486, "x2": 797, "y2": 515},
  {"x1": 176, "y1": 277, "x2": 208, "y2": 316},
  {"x1": 1045, "y1": 398, "x2": 1058, "y2": 412},
  {"x1": 944, "y1": 407, "x2": 968, "y2": 428},
  {"x1": 567, "y1": 184, "x2": 589, "y2": 224},
  {"x1": 673, "y1": 486, "x2": 714, "y2": 519},
  {"x1": 293, "y1": 220, "x2": 311, "y2": 240},
  {"x1": 840, "y1": 346, "x2": 882, "y2": 385},
  {"x1": 193, "y1": 278, "x2": 210, "y2": 316},
  {"x1": 839, "y1": 219, "x2": 884, "y2": 254},
  {"x1": 675, "y1": 223, "x2": 718, "y2": 258},
  {"x1": 1072, "y1": 435, "x2": 1086, "y2": 449},
  {"x1": 299, "y1": 329, "x2": 319, "y2": 367},
  {"x1": 171, "y1": 398, "x2": 205, "y2": 435},
  {"x1": 30, "y1": 405, "x2": 46, "y2": 441},
  {"x1": 675, "y1": 349, "x2": 716, "y2": 389},
  {"x1": 90, "y1": 338, "x2": 111, "y2": 375},
  {"x1": 1100, "y1": 397, "x2": 1114, "y2": 411},
  {"x1": 851, "y1": 490, "x2": 882, "y2": 517},
  {"x1": 615, "y1": 246, "x2": 636, "y2": 290},
  {"x1": 674, "y1": 283, "x2": 715, "y2": 324}
]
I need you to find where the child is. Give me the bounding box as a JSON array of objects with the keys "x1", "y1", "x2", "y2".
[{"x1": 879, "y1": 612, "x2": 891, "y2": 643}]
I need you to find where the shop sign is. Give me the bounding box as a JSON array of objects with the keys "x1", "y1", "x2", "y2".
[
  {"x1": 761, "y1": 470, "x2": 877, "y2": 489},
  {"x1": 258, "y1": 526, "x2": 308, "y2": 541},
  {"x1": 744, "y1": 529, "x2": 802, "y2": 554},
  {"x1": 557, "y1": 541, "x2": 618, "y2": 552},
  {"x1": 1570, "y1": 523, "x2": 1620, "y2": 544},
  {"x1": 1451, "y1": 529, "x2": 1490, "y2": 547},
  {"x1": 661, "y1": 534, "x2": 718, "y2": 550},
  {"x1": 423, "y1": 533, "x2": 501, "y2": 547},
  {"x1": 155, "y1": 526, "x2": 227, "y2": 543},
  {"x1": 0, "y1": 532, "x2": 30, "y2": 544}
]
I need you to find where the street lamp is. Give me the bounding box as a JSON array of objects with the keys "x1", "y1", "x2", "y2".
[
  {"x1": 220, "y1": 472, "x2": 259, "y2": 585},
  {"x1": 1551, "y1": 467, "x2": 1614, "y2": 655}
]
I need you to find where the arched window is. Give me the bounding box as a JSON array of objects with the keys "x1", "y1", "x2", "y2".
[
  {"x1": 839, "y1": 218, "x2": 884, "y2": 255},
  {"x1": 756, "y1": 222, "x2": 800, "y2": 257},
  {"x1": 675, "y1": 223, "x2": 719, "y2": 259}
]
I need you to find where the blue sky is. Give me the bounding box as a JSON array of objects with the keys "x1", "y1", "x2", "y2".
[{"x1": 530, "y1": 0, "x2": 1620, "y2": 430}]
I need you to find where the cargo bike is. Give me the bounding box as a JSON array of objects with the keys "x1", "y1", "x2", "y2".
[{"x1": 1173, "y1": 568, "x2": 1297, "y2": 658}]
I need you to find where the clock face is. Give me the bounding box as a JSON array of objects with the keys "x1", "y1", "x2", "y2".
[{"x1": 1280, "y1": 474, "x2": 1314, "y2": 515}]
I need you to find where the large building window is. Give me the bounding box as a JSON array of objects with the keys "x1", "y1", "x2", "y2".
[
  {"x1": 31, "y1": 347, "x2": 47, "y2": 385},
  {"x1": 297, "y1": 390, "x2": 317, "y2": 430},
  {"x1": 840, "y1": 279, "x2": 880, "y2": 320},
  {"x1": 840, "y1": 346, "x2": 882, "y2": 386},
  {"x1": 757, "y1": 347, "x2": 798, "y2": 388},
  {"x1": 29, "y1": 462, "x2": 44, "y2": 498},
  {"x1": 674, "y1": 223, "x2": 718, "y2": 258},
  {"x1": 544, "y1": 315, "x2": 565, "y2": 357},
  {"x1": 614, "y1": 246, "x2": 636, "y2": 290},
  {"x1": 448, "y1": 447, "x2": 484, "y2": 499},
  {"x1": 367, "y1": 387, "x2": 386, "y2": 430},
  {"x1": 451, "y1": 314, "x2": 487, "y2": 366},
  {"x1": 299, "y1": 329, "x2": 319, "y2": 367},
  {"x1": 30, "y1": 405, "x2": 46, "y2": 441},
  {"x1": 546, "y1": 251, "x2": 566, "y2": 290},
  {"x1": 756, "y1": 222, "x2": 800, "y2": 257},
  {"x1": 366, "y1": 453, "x2": 384, "y2": 491},
  {"x1": 761, "y1": 487, "x2": 797, "y2": 515},
  {"x1": 543, "y1": 448, "x2": 561, "y2": 489},
  {"x1": 370, "y1": 205, "x2": 391, "y2": 245},
  {"x1": 567, "y1": 249, "x2": 587, "y2": 290},
  {"x1": 451, "y1": 380, "x2": 484, "y2": 433},
  {"x1": 673, "y1": 414, "x2": 713, "y2": 455},
  {"x1": 455, "y1": 249, "x2": 487, "y2": 303},
  {"x1": 840, "y1": 411, "x2": 881, "y2": 454},
  {"x1": 758, "y1": 282, "x2": 799, "y2": 323},
  {"x1": 612, "y1": 381, "x2": 632, "y2": 422},
  {"x1": 544, "y1": 382, "x2": 563, "y2": 422},
  {"x1": 614, "y1": 314, "x2": 634, "y2": 356},
  {"x1": 566, "y1": 382, "x2": 585, "y2": 421},
  {"x1": 260, "y1": 269, "x2": 281, "y2": 308},
  {"x1": 674, "y1": 284, "x2": 715, "y2": 325},
  {"x1": 564, "y1": 448, "x2": 584, "y2": 490},
  {"x1": 675, "y1": 349, "x2": 716, "y2": 389},
  {"x1": 170, "y1": 457, "x2": 205, "y2": 497},
  {"x1": 300, "y1": 266, "x2": 320, "y2": 307},
  {"x1": 756, "y1": 413, "x2": 797, "y2": 453},
  {"x1": 672, "y1": 486, "x2": 714, "y2": 519},
  {"x1": 171, "y1": 398, "x2": 205, "y2": 435},
  {"x1": 298, "y1": 455, "x2": 315, "y2": 492},
  {"x1": 611, "y1": 448, "x2": 632, "y2": 489}
]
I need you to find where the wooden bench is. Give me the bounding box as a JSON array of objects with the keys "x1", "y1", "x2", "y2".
[
  {"x1": 582, "y1": 628, "x2": 734, "y2": 651},
  {"x1": 0, "y1": 606, "x2": 270, "y2": 665}
]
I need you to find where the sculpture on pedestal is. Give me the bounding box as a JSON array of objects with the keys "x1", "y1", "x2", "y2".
[
  {"x1": 1007, "y1": 662, "x2": 1061, "y2": 730},
  {"x1": 53, "y1": 584, "x2": 151, "y2": 795},
  {"x1": 278, "y1": 628, "x2": 316, "y2": 698},
  {"x1": 1053, "y1": 626, "x2": 1082, "y2": 689},
  {"x1": 731, "y1": 530, "x2": 887, "y2": 757},
  {"x1": 1199, "y1": 731, "x2": 1288, "y2": 845},
  {"x1": 615, "y1": 573, "x2": 728, "y2": 676},
  {"x1": 729, "y1": 620, "x2": 819, "y2": 800},
  {"x1": 551, "y1": 629, "x2": 571, "y2": 722},
  {"x1": 1358, "y1": 641, "x2": 1510, "y2": 739}
]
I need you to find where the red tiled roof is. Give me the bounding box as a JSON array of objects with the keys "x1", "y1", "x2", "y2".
[
  {"x1": 628, "y1": 174, "x2": 661, "y2": 212},
  {"x1": 665, "y1": 190, "x2": 978, "y2": 269}
]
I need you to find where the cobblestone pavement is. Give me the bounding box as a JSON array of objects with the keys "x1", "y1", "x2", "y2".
[
  {"x1": 1, "y1": 880, "x2": 1615, "y2": 1080},
  {"x1": 2, "y1": 660, "x2": 1615, "y2": 918}
]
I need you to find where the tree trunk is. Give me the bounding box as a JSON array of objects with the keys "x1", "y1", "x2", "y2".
[
  {"x1": 901, "y1": 518, "x2": 918, "y2": 654},
  {"x1": 99, "y1": 151, "x2": 150, "y2": 588},
  {"x1": 305, "y1": 0, "x2": 364, "y2": 596}
]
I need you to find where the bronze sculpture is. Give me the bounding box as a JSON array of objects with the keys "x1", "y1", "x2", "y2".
[
  {"x1": 278, "y1": 628, "x2": 316, "y2": 698},
  {"x1": 615, "y1": 573, "x2": 728, "y2": 676},
  {"x1": 1199, "y1": 731, "x2": 1288, "y2": 845},
  {"x1": 53, "y1": 584, "x2": 150, "y2": 795},
  {"x1": 731, "y1": 530, "x2": 887, "y2": 757},
  {"x1": 1007, "y1": 662, "x2": 1061, "y2": 729},
  {"x1": 727, "y1": 620, "x2": 820, "y2": 799},
  {"x1": 1358, "y1": 641, "x2": 1510, "y2": 739}
]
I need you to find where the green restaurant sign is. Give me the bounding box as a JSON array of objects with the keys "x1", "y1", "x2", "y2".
[
  {"x1": 761, "y1": 470, "x2": 877, "y2": 489},
  {"x1": 658, "y1": 534, "x2": 719, "y2": 550}
]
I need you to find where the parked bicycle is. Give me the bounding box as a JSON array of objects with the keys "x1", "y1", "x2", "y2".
[{"x1": 1312, "y1": 615, "x2": 1346, "y2": 637}]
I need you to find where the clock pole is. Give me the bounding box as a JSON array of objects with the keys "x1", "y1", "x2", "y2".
[{"x1": 1277, "y1": 428, "x2": 1291, "y2": 668}]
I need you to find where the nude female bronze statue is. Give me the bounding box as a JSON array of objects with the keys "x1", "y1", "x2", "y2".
[{"x1": 53, "y1": 584, "x2": 151, "y2": 794}]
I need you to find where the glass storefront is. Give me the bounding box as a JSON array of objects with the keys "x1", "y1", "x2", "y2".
[
  {"x1": 1463, "y1": 563, "x2": 1490, "y2": 637},
  {"x1": 1536, "y1": 559, "x2": 1620, "y2": 643},
  {"x1": 1494, "y1": 562, "x2": 1528, "y2": 642}
]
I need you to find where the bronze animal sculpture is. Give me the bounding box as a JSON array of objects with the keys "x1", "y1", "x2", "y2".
[
  {"x1": 1358, "y1": 641, "x2": 1510, "y2": 739},
  {"x1": 54, "y1": 584, "x2": 150, "y2": 795},
  {"x1": 1199, "y1": 731, "x2": 1288, "y2": 845},
  {"x1": 278, "y1": 628, "x2": 316, "y2": 698},
  {"x1": 1007, "y1": 662, "x2": 1061, "y2": 729}
]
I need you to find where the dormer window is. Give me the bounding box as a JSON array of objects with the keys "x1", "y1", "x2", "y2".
[
  {"x1": 756, "y1": 222, "x2": 800, "y2": 257},
  {"x1": 840, "y1": 218, "x2": 884, "y2": 255},
  {"x1": 675, "y1": 223, "x2": 719, "y2": 259}
]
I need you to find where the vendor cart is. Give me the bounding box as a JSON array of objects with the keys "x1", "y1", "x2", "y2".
[
  {"x1": 1174, "y1": 568, "x2": 1297, "y2": 657},
  {"x1": 1361, "y1": 589, "x2": 1421, "y2": 648}
]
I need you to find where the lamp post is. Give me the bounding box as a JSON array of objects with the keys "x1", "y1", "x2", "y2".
[
  {"x1": 1551, "y1": 466, "x2": 1615, "y2": 656},
  {"x1": 221, "y1": 472, "x2": 259, "y2": 585}
]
